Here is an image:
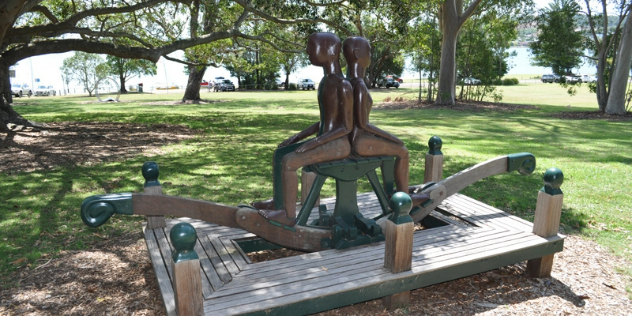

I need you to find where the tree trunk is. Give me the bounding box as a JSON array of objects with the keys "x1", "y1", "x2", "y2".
[
  {"x1": 606, "y1": 11, "x2": 632, "y2": 115},
  {"x1": 120, "y1": 73, "x2": 128, "y2": 94},
  {"x1": 183, "y1": 65, "x2": 206, "y2": 101},
  {"x1": 1, "y1": 62, "x2": 32, "y2": 131},
  {"x1": 285, "y1": 73, "x2": 290, "y2": 90},
  {"x1": 436, "y1": 25, "x2": 459, "y2": 104}
]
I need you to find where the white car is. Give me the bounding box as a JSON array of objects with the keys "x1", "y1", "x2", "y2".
[
  {"x1": 297, "y1": 78, "x2": 315, "y2": 90},
  {"x1": 581, "y1": 75, "x2": 597, "y2": 83},
  {"x1": 10, "y1": 83, "x2": 32, "y2": 97},
  {"x1": 34, "y1": 85, "x2": 56, "y2": 96}
]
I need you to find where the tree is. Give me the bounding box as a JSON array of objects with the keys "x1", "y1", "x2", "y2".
[
  {"x1": 106, "y1": 56, "x2": 157, "y2": 94},
  {"x1": 60, "y1": 52, "x2": 108, "y2": 97},
  {"x1": 606, "y1": 3, "x2": 632, "y2": 114},
  {"x1": 533, "y1": 0, "x2": 632, "y2": 113},
  {"x1": 435, "y1": 0, "x2": 484, "y2": 104},
  {"x1": 530, "y1": 0, "x2": 584, "y2": 76},
  {"x1": 435, "y1": 0, "x2": 533, "y2": 104},
  {"x1": 1, "y1": 0, "x2": 312, "y2": 130}
]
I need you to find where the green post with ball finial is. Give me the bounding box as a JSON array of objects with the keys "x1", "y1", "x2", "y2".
[
  {"x1": 527, "y1": 167, "x2": 564, "y2": 277},
  {"x1": 142, "y1": 161, "x2": 166, "y2": 229},
  {"x1": 170, "y1": 222, "x2": 203, "y2": 316},
  {"x1": 382, "y1": 192, "x2": 414, "y2": 310},
  {"x1": 424, "y1": 136, "x2": 443, "y2": 183}
]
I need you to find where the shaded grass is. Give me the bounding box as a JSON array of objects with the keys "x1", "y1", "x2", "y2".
[{"x1": 2, "y1": 89, "x2": 631, "y2": 291}]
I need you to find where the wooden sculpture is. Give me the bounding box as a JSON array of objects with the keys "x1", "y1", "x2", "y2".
[{"x1": 80, "y1": 33, "x2": 537, "y2": 252}]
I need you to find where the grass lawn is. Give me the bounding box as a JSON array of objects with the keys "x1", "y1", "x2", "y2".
[{"x1": 1, "y1": 85, "x2": 631, "y2": 295}]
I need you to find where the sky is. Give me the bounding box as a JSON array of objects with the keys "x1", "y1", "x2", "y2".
[{"x1": 8, "y1": 0, "x2": 572, "y2": 91}]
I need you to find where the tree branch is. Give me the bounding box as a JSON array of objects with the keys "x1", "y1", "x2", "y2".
[
  {"x1": 458, "y1": 0, "x2": 483, "y2": 29},
  {"x1": 28, "y1": 5, "x2": 59, "y2": 23},
  {"x1": 233, "y1": 0, "x2": 353, "y2": 36}
]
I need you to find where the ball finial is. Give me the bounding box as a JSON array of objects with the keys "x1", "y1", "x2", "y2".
[
  {"x1": 428, "y1": 136, "x2": 443, "y2": 155},
  {"x1": 542, "y1": 167, "x2": 564, "y2": 195},
  {"x1": 142, "y1": 161, "x2": 160, "y2": 187},
  {"x1": 389, "y1": 192, "x2": 413, "y2": 224},
  {"x1": 170, "y1": 223, "x2": 199, "y2": 262}
]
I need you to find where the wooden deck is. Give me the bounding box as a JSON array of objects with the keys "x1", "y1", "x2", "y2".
[{"x1": 144, "y1": 193, "x2": 564, "y2": 316}]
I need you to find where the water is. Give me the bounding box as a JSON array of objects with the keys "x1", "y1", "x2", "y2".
[{"x1": 507, "y1": 46, "x2": 596, "y2": 75}]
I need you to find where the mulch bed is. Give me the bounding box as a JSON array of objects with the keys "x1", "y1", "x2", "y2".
[{"x1": 0, "y1": 122, "x2": 198, "y2": 174}]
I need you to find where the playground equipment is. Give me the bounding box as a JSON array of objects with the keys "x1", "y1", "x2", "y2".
[{"x1": 80, "y1": 33, "x2": 565, "y2": 315}]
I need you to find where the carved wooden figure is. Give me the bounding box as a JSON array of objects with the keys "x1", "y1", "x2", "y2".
[
  {"x1": 342, "y1": 37, "x2": 410, "y2": 194},
  {"x1": 253, "y1": 32, "x2": 353, "y2": 226}
]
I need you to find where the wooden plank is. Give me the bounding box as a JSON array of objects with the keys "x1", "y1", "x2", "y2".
[
  {"x1": 444, "y1": 194, "x2": 533, "y2": 232},
  {"x1": 143, "y1": 226, "x2": 176, "y2": 316},
  {"x1": 220, "y1": 237, "x2": 250, "y2": 271},
  {"x1": 210, "y1": 227, "x2": 510, "y2": 300},
  {"x1": 204, "y1": 234, "x2": 563, "y2": 314},
  {"x1": 232, "y1": 239, "x2": 252, "y2": 264},
  {"x1": 439, "y1": 196, "x2": 521, "y2": 231},
  {"x1": 208, "y1": 235, "x2": 241, "y2": 277},
  {"x1": 198, "y1": 234, "x2": 233, "y2": 284},
  {"x1": 233, "y1": 225, "x2": 485, "y2": 280},
  {"x1": 207, "y1": 233, "x2": 559, "y2": 313},
  {"x1": 154, "y1": 228, "x2": 175, "y2": 283},
  {"x1": 133, "y1": 194, "x2": 240, "y2": 228},
  {"x1": 194, "y1": 238, "x2": 223, "y2": 295},
  {"x1": 218, "y1": 237, "x2": 563, "y2": 316},
  {"x1": 455, "y1": 194, "x2": 535, "y2": 230}
]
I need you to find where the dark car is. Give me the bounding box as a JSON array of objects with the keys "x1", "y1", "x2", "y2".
[
  {"x1": 541, "y1": 74, "x2": 560, "y2": 83},
  {"x1": 214, "y1": 79, "x2": 235, "y2": 92},
  {"x1": 378, "y1": 78, "x2": 400, "y2": 89}
]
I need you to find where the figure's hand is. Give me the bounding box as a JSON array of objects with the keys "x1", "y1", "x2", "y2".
[
  {"x1": 279, "y1": 135, "x2": 298, "y2": 148},
  {"x1": 295, "y1": 138, "x2": 319, "y2": 153}
]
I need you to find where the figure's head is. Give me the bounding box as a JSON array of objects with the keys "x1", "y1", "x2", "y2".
[
  {"x1": 306, "y1": 32, "x2": 341, "y2": 66},
  {"x1": 342, "y1": 36, "x2": 371, "y2": 68}
]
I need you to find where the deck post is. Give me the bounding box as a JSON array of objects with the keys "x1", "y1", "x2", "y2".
[
  {"x1": 301, "y1": 169, "x2": 319, "y2": 207},
  {"x1": 170, "y1": 222, "x2": 204, "y2": 316},
  {"x1": 424, "y1": 136, "x2": 443, "y2": 183},
  {"x1": 143, "y1": 161, "x2": 166, "y2": 229},
  {"x1": 527, "y1": 167, "x2": 564, "y2": 278},
  {"x1": 382, "y1": 192, "x2": 414, "y2": 310}
]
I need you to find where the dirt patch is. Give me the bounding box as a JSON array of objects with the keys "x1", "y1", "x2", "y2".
[
  {"x1": 0, "y1": 233, "x2": 164, "y2": 315},
  {"x1": 376, "y1": 99, "x2": 539, "y2": 112},
  {"x1": 552, "y1": 110, "x2": 632, "y2": 121},
  {"x1": 0, "y1": 122, "x2": 198, "y2": 174},
  {"x1": 1, "y1": 235, "x2": 629, "y2": 315}
]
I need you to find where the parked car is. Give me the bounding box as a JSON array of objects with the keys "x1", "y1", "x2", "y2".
[
  {"x1": 565, "y1": 75, "x2": 581, "y2": 83},
  {"x1": 34, "y1": 85, "x2": 56, "y2": 96},
  {"x1": 541, "y1": 74, "x2": 560, "y2": 83},
  {"x1": 214, "y1": 79, "x2": 235, "y2": 92},
  {"x1": 581, "y1": 74, "x2": 597, "y2": 83},
  {"x1": 10, "y1": 83, "x2": 32, "y2": 97},
  {"x1": 378, "y1": 77, "x2": 400, "y2": 88},
  {"x1": 463, "y1": 77, "x2": 481, "y2": 85},
  {"x1": 297, "y1": 78, "x2": 315, "y2": 90}
]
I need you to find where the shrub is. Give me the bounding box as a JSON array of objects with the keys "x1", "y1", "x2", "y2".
[
  {"x1": 289, "y1": 83, "x2": 298, "y2": 90},
  {"x1": 503, "y1": 78, "x2": 519, "y2": 85},
  {"x1": 492, "y1": 79, "x2": 503, "y2": 86}
]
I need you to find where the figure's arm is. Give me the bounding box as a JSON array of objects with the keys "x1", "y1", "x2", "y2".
[
  {"x1": 364, "y1": 123, "x2": 405, "y2": 146},
  {"x1": 296, "y1": 82, "x2": 353, "y2": 153},
  {"x1": 279, "y1": 123, "x2": 319, "y2": 147}
]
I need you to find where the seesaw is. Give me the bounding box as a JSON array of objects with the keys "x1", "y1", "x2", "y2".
[{"x1": 80, "y1": 137, "x2": 565, "y2": 316}]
